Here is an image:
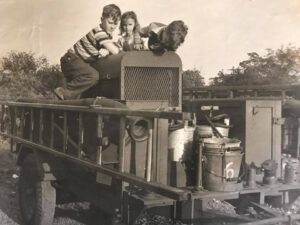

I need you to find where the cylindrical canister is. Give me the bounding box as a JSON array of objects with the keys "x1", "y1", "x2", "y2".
[
  {"x1": 284, "y1": 162, "x2": 300, "y2": 184},
  {"x1": 262, "y1": 160, "x2": 277, "y2": 185},
  {"x1": 168, "y1": 125, "x2": 195, "y2": 161},
  {"x1": 246, "y1": 167, "x2": 256, "y2": 188}
]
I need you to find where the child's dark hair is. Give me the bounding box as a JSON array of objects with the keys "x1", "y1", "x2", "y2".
[
  {"x1": 102, "y1": 4, "x2": 121, "y2": 22},
  {"x1": 120, "y1": 11, "x2": 141, "y2": 34},
  {"x1": 164, "y1": 20, "x2": 188, "y2": 51}
]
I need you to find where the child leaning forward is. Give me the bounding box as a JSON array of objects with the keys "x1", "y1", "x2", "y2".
[
  {"x1": 140, "y1": 20, "x2": 188, "y2": 54},
  {"x1": 54, "y1": 4, "x2": 122, "y2": 100}
]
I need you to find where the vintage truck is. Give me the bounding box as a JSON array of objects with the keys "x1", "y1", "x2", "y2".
[{"x1": 1, "y1": 51, "x2": 300, "y2": 225}]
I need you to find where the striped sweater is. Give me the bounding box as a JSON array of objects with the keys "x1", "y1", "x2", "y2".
[{"x1": 70, "y1": 24, "x2": 112, "y2": 62}]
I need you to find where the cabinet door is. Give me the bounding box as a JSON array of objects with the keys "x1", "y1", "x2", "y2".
[
  {"x1": 245, "y1": 100, "x2": 281, "y2": 175},
  {"x1": 246, "y1": 106, "x2": 273, "y2": 166}
]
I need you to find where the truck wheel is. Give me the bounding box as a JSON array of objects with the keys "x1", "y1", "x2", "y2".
[{"x1": 18, "y1": 154, "x2": 56, "y2": 225}]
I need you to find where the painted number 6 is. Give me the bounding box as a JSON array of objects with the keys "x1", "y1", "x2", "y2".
[{"x1": 225, "y1": 162, "x2": 234, "y2": 178}]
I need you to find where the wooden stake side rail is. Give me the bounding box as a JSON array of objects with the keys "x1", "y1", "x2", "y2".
[
  {"x1": 184, "y1": 84, "x2": 300, "y2": 92},
  {"x1": 183, "y1": 84, "x2": 300, "y2": 100},
  {"x1": 0, "y1": 102, "x2": 190, "y2": 201},
  {"x1": 0, "y1": 101, "x2": 186, "y2": 120}
]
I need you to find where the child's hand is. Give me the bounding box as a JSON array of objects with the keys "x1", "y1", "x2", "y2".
[
  {"x1": 133, "y1": 36, "x2": 144, "y2": 50},
  {"x1": 134, "y1": 43, "x2": 144, "y2": 50},
  {"x1": 98, "y1": 49, "x2": 110, "y2": 57}
]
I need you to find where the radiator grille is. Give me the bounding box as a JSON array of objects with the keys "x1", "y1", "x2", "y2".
[{"x1": 124, "y1": 67, "x2": 179, "y2": 106}]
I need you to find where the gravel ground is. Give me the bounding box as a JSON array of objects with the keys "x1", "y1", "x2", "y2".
[
  {"x1": 0, "y1": 141, "x2": 20, "y2": 225},
  {"x1": 0, "y1": 140, "x2": 93, "y2": 225}
]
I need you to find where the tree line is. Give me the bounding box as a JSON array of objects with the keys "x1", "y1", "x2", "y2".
[
  {"x1": 0, "y1": 46, "x2": 299, "y2": 100},
  {"x1": 184, "y1": 45, "x2": 300, "y2": 87}
]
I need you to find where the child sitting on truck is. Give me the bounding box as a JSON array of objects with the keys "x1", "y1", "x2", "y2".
[
  {"x1": 117, "y1": 11, "x2": 144, "y2": 51},
  {"x1": 54, "y1": 4, "x2": 121, "y2": 100},
  {"x1": 140, "y1": 20, "x2": 188, "y2": 54}
]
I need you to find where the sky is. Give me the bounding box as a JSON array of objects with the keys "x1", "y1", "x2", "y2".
[{"x1": 0, "y1": 0, "x2": 300, "y2": 81}]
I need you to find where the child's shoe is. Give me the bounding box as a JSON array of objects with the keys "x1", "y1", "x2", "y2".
[{"x1": 54, "y1": 87, "x2": 64, "y2": 100}]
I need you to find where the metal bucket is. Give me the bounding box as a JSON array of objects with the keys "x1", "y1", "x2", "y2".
[
  {"x1": 203, "y1": 147, "x2": 244, "y2": 192},
  {"x1": 168, "y1": 125, "x2": 195, "y2": 162}
]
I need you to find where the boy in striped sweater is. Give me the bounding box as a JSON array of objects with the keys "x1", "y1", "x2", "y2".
[{"x1": 54, "y1": 4, "x2": 121, "y2": 100}]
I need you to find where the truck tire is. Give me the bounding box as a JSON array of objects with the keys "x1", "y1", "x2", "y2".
[{"x1": 18, "y1": 153, "x2": 56, "y2": 225}]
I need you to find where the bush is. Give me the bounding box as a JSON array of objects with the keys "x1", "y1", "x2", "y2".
[
  {"x1": 2, "y1": 51, "x2": 39, "y2": 74},
  {"x1": 0, "y1": 51, "x2": 64, "y2": 100},
  {"x1": 38, "y1": 64, "x2": 65, "y2": 91},
  {"x1": 182, "y1": 68, "x2": 205, "y2": 88}
]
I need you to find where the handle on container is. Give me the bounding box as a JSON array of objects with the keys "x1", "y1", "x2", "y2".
[{"x1": 203, "y1": 114, "x2": 223, "y2": 138}]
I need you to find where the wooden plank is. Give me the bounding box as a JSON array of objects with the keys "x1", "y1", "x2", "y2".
[
  {"x1": 96, "y1": 115, "x2": 103, "y2": 165},
  {"x1": 151, "y1": 118, "x2": 158, "y2": 182},
  {"x1": 1, "y1": 102, "x2": 185, "y2": 120},
  {"x1": 50, "y1": 111, "x2": 54, "y2": 148},
  {"x1": 183, "y1": 85, "x2": 300, "y2": 100},
  {"x1": 78, "y1": 113, "x2": 83, "y2": 158},
  {"x1": 146, "y1": 128, "x2": 153, "y2": 182},
  {"x1": 0, "y1": 105, "x2": 4, "y2": 132},
  {"x1": 39, "y1": 109, "x2": 43, "y2": 144},
  {"x1": 297, "y1": 118, "x2": 300, "y2": 158},
  {"x1": 202, "y1": 209, "x2": 255, "y2": 222},
  {"x1": 156, "y1": 119, "x2": 169, "y2": 185},
  {"x1": 196, "y1": 142, "x2": 203, "y2": 188},
  {"x1": 118, "y1": 116, "x2": 126, "y2": 172},
  {"x1": 248, "y1": 201, "x2": 278, "y2": 217},
  {"x1": 63, "y1": 111, "x2": 67, "y2": 153},
  {"x1": 13, "y1": 107, "x2": 18, "y2": 136},
  {"x1": 19, "y1": 107, "x2": 25, "y2": 138},
  {"x1": 10, "y1": 106, "x2": 16, "y2": 152},
  {"x1": 183, "y1": 84, "x2": 300, "y2": 92},
  {"x1": 29, "y1": 108, "x2": 33, "y2": 141},
  {"x1": 53, "y1": 123, "x2": 78, "y2": 150}
]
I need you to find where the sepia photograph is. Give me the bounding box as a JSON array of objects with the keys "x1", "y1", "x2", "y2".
[{"x1": 0, "y1": 0, "x2": 300, "y2": 224}]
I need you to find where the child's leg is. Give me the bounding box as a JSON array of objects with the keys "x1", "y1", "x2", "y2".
[{"x1": 60, "y1": 52, "x2": 99, "y2": 99}]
